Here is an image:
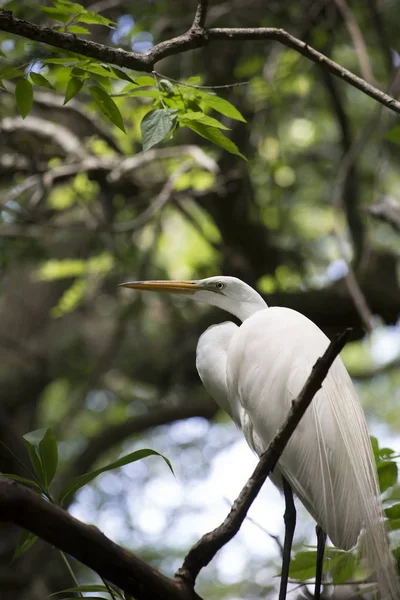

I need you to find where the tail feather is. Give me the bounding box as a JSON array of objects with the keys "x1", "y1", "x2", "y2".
[{"x1": 325, "y1": 359, "x2": 399, "y2": 599}]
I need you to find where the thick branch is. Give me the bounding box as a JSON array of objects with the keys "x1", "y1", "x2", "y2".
[
  {"x1": 0, "y1": 12, "x2": 152, "y2": 70},
  {"x1": 0, "y1": 479, "x2": 202, "y2": 600},
  {"x1": 176, "y1": 328, "x2": 351, "y2": 585},
  {"x1": 1, "y1": 11, "x2": 400, "y2": 115}
]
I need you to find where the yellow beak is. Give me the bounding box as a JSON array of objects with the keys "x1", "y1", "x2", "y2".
[{"x1": 118, "y1": 280, "x2": 198, "y2": 295}]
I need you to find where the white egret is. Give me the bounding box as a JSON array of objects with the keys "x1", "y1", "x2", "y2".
[{"x1": 120, "y1": 275, "x2": 399, "y2": 599}]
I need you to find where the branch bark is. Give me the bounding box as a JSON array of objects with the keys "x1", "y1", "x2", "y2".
[
  {"x1": 176, "y1": 328, "x2": 351, "y2": 585},
  {"x1": 0, "y1": 479, "x2": 202, "y2": 600},
  {"x1": 1, "y1": 10, "x2": 400, "y2": 115}
]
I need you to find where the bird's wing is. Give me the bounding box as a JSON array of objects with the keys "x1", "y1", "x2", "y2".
[
  {"x1": 196, "y1": 321, "x2": 240, "y2": 424},
  {"x1": 226, "y1": 307, "x2": 378, "y2": 550},
  {"x1": 196, "y1": 320, "x2": 280, "y2": 473}
]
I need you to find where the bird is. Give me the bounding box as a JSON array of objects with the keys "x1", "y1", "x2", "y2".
[{"x1": 120, "y1": 275, "x2": 399, "y2": 599}]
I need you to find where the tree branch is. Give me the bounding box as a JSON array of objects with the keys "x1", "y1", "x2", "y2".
[
  {"x1": 192, "y1": 0, "x2": 209, "y2": 30},
  {"x1": 2, "y1": 11, "x2": 400, "y2": 115},
  {"x1": 364, "y1": 198, "x2": 400, "y2": 234},
  {"x1": 334, "y1": 0, "x2": 376, "y2": 84},
  {"x1": 176, "y1": 328, "x2": 352, "y2": 586},
  {"x1": 0, "y1": 479, "x2": 202, "y2": 600},
  {"x1": 0, "y1": 330, "x2": 351, "y2": 598}
]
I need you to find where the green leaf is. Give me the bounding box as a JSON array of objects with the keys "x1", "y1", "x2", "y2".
[
  {"x1": 54, "y1": 0, "x2": 86, "y2": 13},
  {"x1": 288, "y1": 551, "x2": 318, "y2": 580},
  {"x1": 0, "y1": 66, "x2": 24, "y2": 80},
  {"x1": 75, "y1": 11, "x2": 115, "y2": 27},
  {"x1": 44, "y1": 57, "x2": 79, "y2": 65},
  {"x1": 379, "y1": 447, "x2": 396, "y2": 460},
  {"x1": 134, "y1": 76, "x2": 155, "y2": 86},
  {"x1": 378, "y1": 461, "x2": 398, "y2": 492},
  {"x1": 0, "y1": 80, "x2": 6, "y2": 90},
  {"x1": 15, "y1": 78, "x2": 33, "y2": 119},
  {"x1": 30, "y1": 72, "x2": 54, "y2": 89},
  {"x1": 51, "y1": 279, "x2": 85, "y2": 318},
  {"x1": 0, "y1": 474, "x2": 41, "y2": 489},
  {"x1": 285, "y1": 548, "x2": 349, "y2": 583},
  {"x1": 186, "y1": 121, "x2": 246, "y2": 160},
  {"x1": 13, "y1": 530, "x2": 38, "y2": 560},
  {"x1": 64, "y1": 76, "x2": 83, "y2": 104},
  {"x1": 385, "y1": 503, "x2": 400, "y2": 520},
  {"x1": 38, "y1": 429, "x2": 58, "y2": 487},
  {"x1": 329, "y1": 552, "x2": 356, "y2": 584},
  {"x1": 141, "y1": 109, "x2": 176, "y2": 151},
  {"x1": 23, "y1": 436, "x2": 46, "y2": 484},
  {"x1": 59, "y1": 448, "x2": 173, "y2": 505},
  {"x1": 39, "y1": 6, "x2": 71, "y2": 23},
  {"x1": 66, "y1": 25, "x2": 91, "y2": 34},
  {"x1": 73, "y1": 62, "x2": 112, "y2": 78},
  {"x1": 198, "y1": 91, "x2": 246, "y2": 122},
  {"x1": 70, "y1": 67, "x2": 90, "y2": 79},
  {"x1": 371, "y1": 436, "x2": 379, "y2": 461},
  {"x1": 89, "y1": 85, "x2": 125, "y2": 132},
  {"x1": 388, "y1": 518, "x2": 400, "y2": 531},
  {"x1": 180, "y1": 111, "x2": 230, "y2": 130},
  {"x1": 0, "y1": 49, "x2": 5, "y2": 57},
  {"x1": 110, "y1": 67, "x2": 136, "y2": 83}
]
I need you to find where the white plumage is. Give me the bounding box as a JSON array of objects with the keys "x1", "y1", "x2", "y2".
[
  {"x1": 197, "y1": 308, "x2": 370, "y2": 550},
  {"x1": 121, "y1": 275, "x2": 399, "y2": 598}
]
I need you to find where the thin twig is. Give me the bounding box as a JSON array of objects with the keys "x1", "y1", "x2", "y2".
[
  {"x1": 176, "y1": 329, "x2": 352, "y2": 586},
  {"x1": 333, "y1": 231, "x2": 374, "y2": 334},
  {"x1": 364, "y1": 198, "x2": 400, "y2": 234},
  {"x1": 113, "y1": 160, "x2": 194, "y2": 233},
  {"x1": 334, "y1": 0, "x2": 376, "y2": 84},
  {"x1": 60, "y1": 551, "x2": 83, "y2": 598},
  {"x1": 152, "y1": 70, "x2": 249, "y2": 89},
  {"x1": 222, "y1": 497, "x2": 284, "y2": 556}
]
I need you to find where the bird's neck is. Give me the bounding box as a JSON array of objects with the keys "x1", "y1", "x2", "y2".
[
  {"x1": 234, "y1": 294, "x2": 268, "y2": 321},
  {"x1": 195, "y1": 282, "x2": 268, "y2": 322}
]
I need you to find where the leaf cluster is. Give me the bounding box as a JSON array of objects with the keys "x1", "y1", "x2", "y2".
[{"x1": 1, "y1": 428, "x2": 173, "y2": 570}]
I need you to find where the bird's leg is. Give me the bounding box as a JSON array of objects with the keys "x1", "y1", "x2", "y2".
[
  {"x1": 279, "y1": 477, "x2": 296, "y2": 600},
  {"x1": 314, "y1": 525, "x2": 327, "y2": 599}
]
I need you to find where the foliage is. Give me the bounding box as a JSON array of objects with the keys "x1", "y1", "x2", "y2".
[
  {"x1": 0, "y1": 1, "x2": 246, "y2": 156},
  {"x1": 288, "y1": 438, "x2": 399, "y2": 586},
  {"x1": 2, "y1": 427, "x2": 172, "y2": 566}
]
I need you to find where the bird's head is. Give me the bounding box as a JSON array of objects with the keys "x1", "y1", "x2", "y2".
[{"x1": 119, "y1": 275, "x2": 267, "y2": 321}]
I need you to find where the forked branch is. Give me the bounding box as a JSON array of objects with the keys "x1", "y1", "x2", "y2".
[
  {"x1": 0, "y1": 5, "x2": 400, "y2": 114},
  {"x1": 0, "y1": 329, "x2": 351, "y2": 598}
]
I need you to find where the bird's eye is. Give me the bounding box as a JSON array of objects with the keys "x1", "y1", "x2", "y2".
[{"x1": 216, "y1": 281, "x2": 225, "y2": 290}]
